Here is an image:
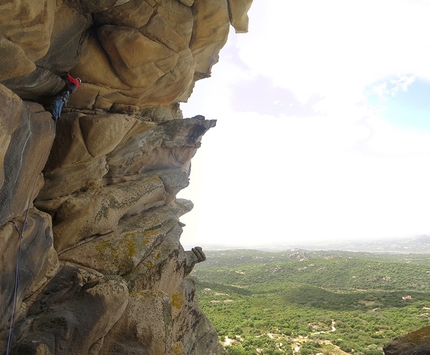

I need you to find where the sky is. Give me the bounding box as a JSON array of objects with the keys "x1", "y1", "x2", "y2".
[{"x1": 179, "y1": 0, "x2": 430, "y2": 249}]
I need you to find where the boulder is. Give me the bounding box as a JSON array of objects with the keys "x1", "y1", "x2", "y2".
[
  {"x1": 172, "y1": 277, "x2": 227, "y2": 354},
  {"x1": 98, "y1": 290, "x2": 173, "y2": 354},
  {"x1": 59, "y1": 199, "x2": 190, "y2": 272},
  {"x1": 10, "y1": 265, "x2": 129, "y2": 355},
  {"x1": 51, "y1": 175, "x2": 167, "y2": 251},
  {"x1": 0, "y1": 0, "x2": 252, "y2": 112},
  {"x1": 0, "y1": 36, "x2": 35, "y2": 81},
  {"x1": 384, "y1": 326, "x2": 430, "y2": 355},
  {"x1": 0, "y1": 0, "x2": 254, "y2": 353},
  {"x1": 228, "y1": 0, "x2": 253, "y2": 33},
  {"x1": 92, "y1": 0, "x2": 154, "y2": 28},
  {"x1": 189, "y1": 0, "x2": 230, "y2": 77},
  {"x1": 0, "y1": 85, "x2": 55, "y2": 226},
  {"x1": 0, "y1": 209, "x2": 58, "y2": 350},
  {"x1": 0, "y1": 0, "x2": 56, "y2": 62}
]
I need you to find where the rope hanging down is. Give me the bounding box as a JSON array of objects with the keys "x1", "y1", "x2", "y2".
[
  {"x1": 5, "y1": 119, "x2": 57, "y2": 355},
  {"x1": 5, "y1": 72, "x2": 80, "y2": 354}
]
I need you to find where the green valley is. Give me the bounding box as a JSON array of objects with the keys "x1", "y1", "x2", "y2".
[{"x1": 191, "y1": 249, "x2": 430, "y2": 355}]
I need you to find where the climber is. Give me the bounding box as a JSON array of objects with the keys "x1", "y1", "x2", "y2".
[
  {"x1": 63, "y1": 72, "x2": 81, "y2": 94},
  {"x1": 47, "y1": 72, "x2": 81, "y2": 121}
]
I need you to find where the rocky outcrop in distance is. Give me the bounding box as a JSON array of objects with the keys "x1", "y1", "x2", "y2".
[{"x1": 0, "y1": 0, "x2": 252, "y2": 353}]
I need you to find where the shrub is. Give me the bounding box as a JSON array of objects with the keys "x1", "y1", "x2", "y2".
[{"x1": 226, "y1": 345, "x2": 246, "y2": 355}]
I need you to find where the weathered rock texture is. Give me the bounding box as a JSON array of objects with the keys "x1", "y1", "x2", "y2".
[
  {"x1": 383, "y1": 326, "x2": 430, "y2": 355},
  {"x1": 0, "y1": 0, "x2": 253, "y2": 353}
]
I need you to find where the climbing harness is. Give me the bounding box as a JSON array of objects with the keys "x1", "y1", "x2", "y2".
[
  {"x1": 5, "y1": 119, "x2": 57, "y2": 355},
  {"x1": 48, "y1": 89, "x2": 71, "y2": 121}
]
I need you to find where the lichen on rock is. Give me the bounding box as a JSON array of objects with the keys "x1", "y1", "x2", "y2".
[{"x1": 0, "y1": 0, "x2": 252, "y2": 353}]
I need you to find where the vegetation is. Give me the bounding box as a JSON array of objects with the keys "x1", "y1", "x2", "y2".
[{"x1": 191, "y1": 249, "x2": 430, "y2": 354}]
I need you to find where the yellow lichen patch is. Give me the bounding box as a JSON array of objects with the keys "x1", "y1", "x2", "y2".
[
  {"x1": 171, "y1": 292, "x2": 184, "y2": 310},
  {"x1": 172, "y1": 342, "x2": 184, "y2": 355},
  {"x1": 142, "y1": 234, "x2": 152, "y2": 246},
  {"x1": 145, "y1": 261, "x2": 153, "y2": 269},
  {"x1": 123, "y1": 234, "x2": 137, "y2": 257},
  {"x1": 143, "y1": 228, "x2": 163, "y2": 241},
  {"x1": 95, "y1": 239, "x2": 113, "y2": 253}
]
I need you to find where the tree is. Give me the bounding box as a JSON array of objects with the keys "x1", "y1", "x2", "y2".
[{"x1": 226, "y1": 345, "x2": 246, "y2": 355}]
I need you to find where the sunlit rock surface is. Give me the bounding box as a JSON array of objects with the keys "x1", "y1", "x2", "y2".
[
  {"x1": 0, "y1": 0, "x2": 254, "y2": 353},
  {"x1": 2, "y1": 0, "x2": 429, "y2": 353}
]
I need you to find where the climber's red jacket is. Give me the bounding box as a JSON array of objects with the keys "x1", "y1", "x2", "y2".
[{"x1": 66, "y1": 73, "x2": 80, "y2": 88}]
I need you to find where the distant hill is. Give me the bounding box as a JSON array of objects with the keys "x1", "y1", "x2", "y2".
[
  {"x1": 189, "y1": 235, "x2": 430, "y2": 254},
  {"x1": 295, "y1": 235, "x2": 430, "y2": 254},
  {"x1": 192, "y1": 248, "x2": 430, "y2": 354}
]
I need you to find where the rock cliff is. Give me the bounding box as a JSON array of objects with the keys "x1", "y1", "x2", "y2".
[
  {"x1": 384, "y1": 326, "x2": 430, "y2": 355},
  {"x1": 0, "y1": 0, "x2": 252, "y2": 354}
]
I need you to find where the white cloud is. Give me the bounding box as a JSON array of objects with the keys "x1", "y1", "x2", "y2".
[
  {"x1": 361, "y1": 114, "x2": 430, "y2": 156},
  {"x1": 370, "y1": 82, "x2": 389, "y2": 102},
  {"x1": 389, "y1": 75, "x2": 416, "y2": 96},
  {"x1": 238, "y1": 0, "x2": 430, "y2": 109},
  {"x1": 180, "y1": 106, "x2": 430, "y2": 247},
  {"x1": 180, "y1": 116, "x2": 430, "y2": 248},
  {"x1": 179, "y1": 0, "x2": 430, "y2": 248}
]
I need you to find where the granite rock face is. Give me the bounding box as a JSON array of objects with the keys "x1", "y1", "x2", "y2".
[
  {"x1": 383, "y1": 326, "x2": 430, "y2": 355},
  {"x1": 0, "y1": 0, "x2": 253, "y2": 353}
]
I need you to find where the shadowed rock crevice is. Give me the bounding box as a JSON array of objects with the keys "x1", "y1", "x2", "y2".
[
  {"x1": 0, "y1": 0, "x2": 254, "y2": 353},
  {"x1": 2, "y1": 0, "x2": 425, "y2": 354}
]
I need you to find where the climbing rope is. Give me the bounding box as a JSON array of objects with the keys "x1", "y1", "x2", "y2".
[
  {"x1": 5, "y1": 222, "x2": 23, "y2": 355},
  {"x1": 5, "y1": 118, "x2": 57, "y2": 355}
]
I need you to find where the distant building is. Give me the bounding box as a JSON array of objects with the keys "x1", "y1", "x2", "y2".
[{"x1": 402, "y1": 295, "x2": 413, "y2": 300}]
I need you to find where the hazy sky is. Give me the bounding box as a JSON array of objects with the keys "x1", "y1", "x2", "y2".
[{"x1": 179, "y1": 0, "x2": 430, "y2": 249}]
